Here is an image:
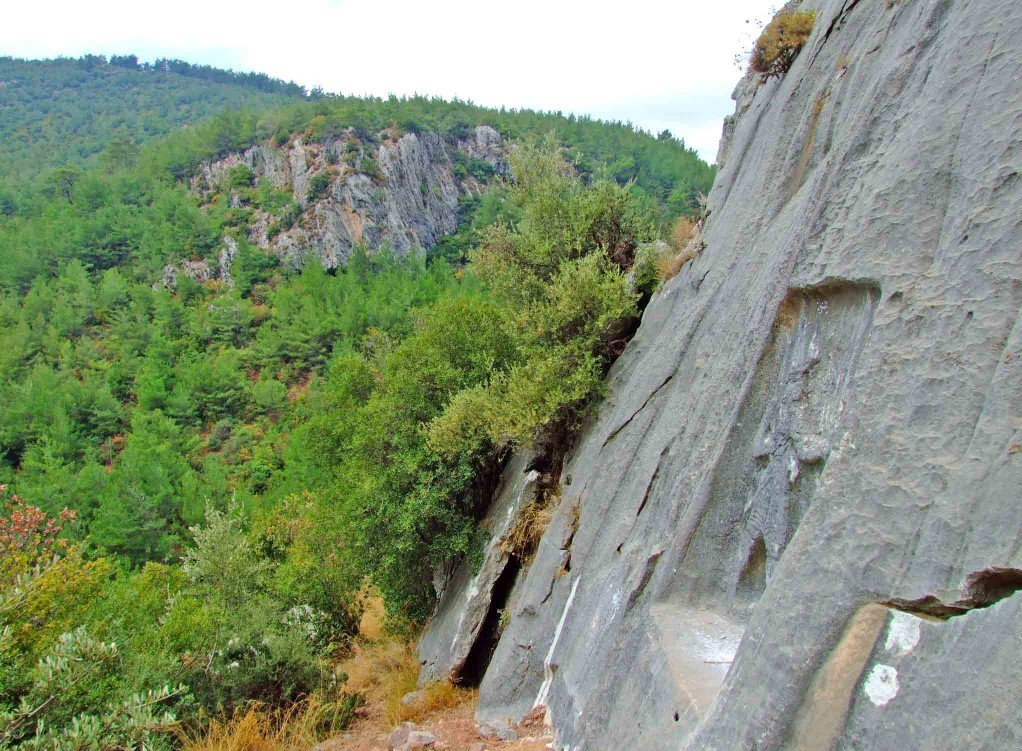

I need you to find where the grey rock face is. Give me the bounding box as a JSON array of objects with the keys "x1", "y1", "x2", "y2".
[
  {"x1": 417, "y1": 453, "x2": 541, "y2": 686},
  {"x1": 462, "y1": 1, "x2": 1022, "y2": 750},
  {"x1": 193, "y1": 128, "x2": 505, "y2": 269},
  {"x1": 457, "y1": 125, "x2": 509, "y2": 177},
  {"x1": 158, "y1": 236, "x2": 238, "y2": 290}
]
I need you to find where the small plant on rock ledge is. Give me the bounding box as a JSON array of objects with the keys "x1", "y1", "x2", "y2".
[{"x1": 750, "y1": 10, "x2": 816, "y2": 80}]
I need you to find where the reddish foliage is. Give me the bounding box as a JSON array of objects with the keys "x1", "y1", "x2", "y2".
[{"x1": 0, "y1": 485, "x2": 76, "y2": 566}]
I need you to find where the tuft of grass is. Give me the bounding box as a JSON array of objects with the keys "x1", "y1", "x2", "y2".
[
  {"x1": 749, "y1": 10, "x2": 816, "y2": 80},
  {"x1": 656, "y1": 216, "x2": 701, "y2": 282},
  {"x1": 502, "y1": 499, "x2": 555, "y2": 561},
  {"x1": 180, "y1": 697, "x2": 358, "y2": 751},
  {"x1": 669, "y1": 216, "x2": 696, "y2": 251}
]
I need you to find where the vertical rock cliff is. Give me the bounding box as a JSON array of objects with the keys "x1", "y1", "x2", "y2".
[
  {"x1": 189, "y1": 125, "x2": 504, "y2": 269},
  {"x1": 420, "y1": 0, "x2": 1022, "y2": 748}
]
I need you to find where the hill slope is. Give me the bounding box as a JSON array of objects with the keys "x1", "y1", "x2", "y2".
[
  {"x1": 0, "y1": 55, "x2": 304, "y2": 180},
  {"x1": 0, "y1": 58, "x2": 717, "y2": 748}
]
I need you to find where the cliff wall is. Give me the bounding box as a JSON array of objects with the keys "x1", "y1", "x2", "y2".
[
  {"x1": 190, "y1": 124, "x2": 504, "y2": 270},
  {"x1": 421, "y1": 1, "x2": 1022, "y2": 748}
]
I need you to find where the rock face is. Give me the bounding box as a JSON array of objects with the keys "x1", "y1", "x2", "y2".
[
  {"x1": 417, "y1": 453, "x2": 541, "y2": 686},
  {"x1": 192, "y1": 125, "x2": 504, "y2": 269},
  {"x1": 421, "y1": 1, "x2": 1022, "y2": 749},
  {"x1": 158, "y1": 236, "x2": 237, "y2": 290}
]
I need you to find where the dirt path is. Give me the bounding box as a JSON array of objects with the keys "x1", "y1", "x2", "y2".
[{"x1": 314, "y1": 701, "x2": 552, "y2": 751}]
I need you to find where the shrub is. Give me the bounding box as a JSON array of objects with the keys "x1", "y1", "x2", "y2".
[
  {"x1": 178, "y1": 506, "x2": 338, "y2": 712},
  {"x1": 359, "y1": 156, "x2": 382, "y2": 180},
  {"x1": 0, "y1": 628, "x2": 186, "y2": 751},
  {"x1": 307, "y1": 171, "x2": 331, "y2": 201},
  {"x1": 750, "y1": 10, "x2": 816, "y2": 79},
  {"x1": 226, "y1": 164, "x2": 255, "y2": 190}
]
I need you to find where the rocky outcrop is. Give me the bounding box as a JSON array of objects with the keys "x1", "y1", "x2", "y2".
[
  {"x1": 417, "y1": 453, "x2": 541, "y2": 687},
  {"x1": 193, "y1": 125, "x2": 504, "y2": 269},
  {"x1": 158, "y1": 236, "x2": 237, "y2": 290},
  {"x1": 420, "y1": 1, "x2": 1022, "y2": 749},
  {"x1": 456, "y1": 125, "x2": 509, "y2": 177}
]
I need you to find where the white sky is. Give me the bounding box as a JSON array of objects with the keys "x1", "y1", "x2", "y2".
[{"x1": 2, "y1": 0, "x2": 779, "y2": 163}]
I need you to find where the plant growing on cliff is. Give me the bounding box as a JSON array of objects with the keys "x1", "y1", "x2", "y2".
[
  {"x1": 750, "y1": 10, "x2": 816, "y2": 79},
  {"x1": 359, "y1": 156, "x2": 382, "y2": 180},
  {"x1": 307, "y1": 171, "x2": 332, "y2": 201}
]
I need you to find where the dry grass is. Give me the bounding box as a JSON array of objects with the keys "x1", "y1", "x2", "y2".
[
  {"x1": 181, "y1": 698, "x2": 349, "y2": 751},
  {"x1": 657, "y1": 217, "x2": 702, "y2": 282},
  {"x1": 501, "y1": 500, "x2": 555, "y2": 561},
  {"x1": 404, "y1": 681, "x2": 475, "y2": 723},
  {"x1": 337, "y1": 637, "x2": 420, "y2": 727},
  {"x1": 749, "y1": 10, "x2": 816, "y2": 80},
  {"x1": 670, "y1": 216, "x2": 696, "y2": 251},
  {"x1": 335, "y1": 636, "x2": 474, "y2": 729},
  {"x1": 184, "y1": 593, "x2": 474, "y2": 750},
  {"x1": 357, "y1": 590, "x2": 386, "y2": 641}
]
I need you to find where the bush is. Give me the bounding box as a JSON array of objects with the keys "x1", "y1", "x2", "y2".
[
  {"x1": 359, "y1": 157, "x2": 382, "y2": 180},
  {"x1": 750, "y1": 10, "x2": 815, "y2": 79},
  {"x1": 226, "y1": 164, "x2": 256, "y2": 190},
  {"x1": 307, "y1": 171, "x2": 331, "y2": 201},
  {"x1": 178, "y1": 506, "x2": 340, "y2": 712}
]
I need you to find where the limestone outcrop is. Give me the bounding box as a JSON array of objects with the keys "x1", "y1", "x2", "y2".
[
  {"x1": 418, "y1": 1, "x2": 1022, "y2": 748},
  {"x1": 191, "y1": 125, "x2": 504, "y2": 269}
]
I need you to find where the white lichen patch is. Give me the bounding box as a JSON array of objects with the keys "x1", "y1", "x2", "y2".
[
  {"x1": 884, "y1": 610, "x2": 922, "y2": 655},
  {"x1": 864, "y1": 664, "x2": 899, "y2": 706}
]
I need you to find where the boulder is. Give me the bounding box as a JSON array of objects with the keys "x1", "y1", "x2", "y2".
[{"x1": 404, "y1": 731, "x2": 436, "y2": 750}]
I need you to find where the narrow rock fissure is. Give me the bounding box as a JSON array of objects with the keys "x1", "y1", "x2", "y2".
[{"x1": 459, "y1": 557, "x2": 522, "y2": 687}]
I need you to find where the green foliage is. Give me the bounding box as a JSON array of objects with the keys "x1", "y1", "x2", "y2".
[
  {"x1": 308, "y1": 171, "x2": 332, "y2": 201},
  {"x1": 0, "y1": 56, "x2": 302, "y2": 181},
  {"x1": 0, "y1": 496, "x2": 359, "y2": 746},
  {"x1": 359, "y1": 157, "x2": 382, "y2": 180},
  {"x1": 294, "y1": 141, "x2": 649, "y2": 619},
  {"x1": 0, "y1": 627, "x2": 186, "y2": 751},
  {"x1": 750, "y1": 11, "x2": 816, "y2": 79},
  {"x1": 226, "y1": 164, "x2": 256, "y2": 190},
  {"x1": 0, "y1": 60, "x2": 714, "y2": 741}
]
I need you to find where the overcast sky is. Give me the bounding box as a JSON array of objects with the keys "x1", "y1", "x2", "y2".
[{"x1": 2, "y1": 0, "x2": 778, "y2": 162}]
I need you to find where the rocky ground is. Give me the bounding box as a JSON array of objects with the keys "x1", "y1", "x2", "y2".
[{"x1": 314, "y1": 702, "x2": 552, "y2": 751}]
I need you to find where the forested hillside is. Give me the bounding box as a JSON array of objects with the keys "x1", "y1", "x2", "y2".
[
  {"x1": 0, "y1": 59, "x2": 711, "y2": 749},
  {"x1": 0, "y1": 55, "x2": 304, "y2": 180}
]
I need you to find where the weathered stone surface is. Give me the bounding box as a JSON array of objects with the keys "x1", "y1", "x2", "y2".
[
  {"x1": 465, "y1": 1, "x2": 1022, "y2": 750},
  {"x1": 387, "y1": 723, "x2": 415, "y2": 750},
  {"x1": 456, "y1": 125, "x2": 509, "y2": 177},
  {"x1": 403, "y1": 730, "x2": 436, "y2": 750},
  {"x1": 417, "y1": 453, "x2": 541, "y2": 686},
  {"x1": 400, "y1": 689, "x2": 427, "y2": 708},
  {"x1": 192, "y1": 128, "x2": 505, "y2": 269}
]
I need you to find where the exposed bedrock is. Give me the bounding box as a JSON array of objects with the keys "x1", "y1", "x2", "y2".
[
  {"x1": 419, "y1": 0, "x2": 1022, "y2": 748},
  {"x1": 191, "y1": 125, "x2": 504, "y2": 269},
  {"x1": 417, "y1": 453, "x2": 541, "y2": 687}
]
